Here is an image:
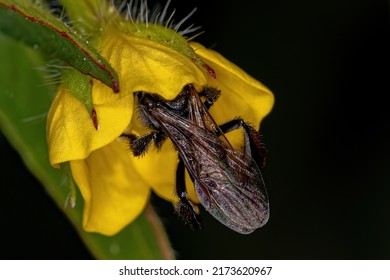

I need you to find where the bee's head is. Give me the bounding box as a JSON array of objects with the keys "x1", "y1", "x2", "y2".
[
  {"x1": 134, "y1": 91, "x2": 159, "y2": 111},
  {"x1": 134, "y1": 89, "x2": 190, "y2": 114}
]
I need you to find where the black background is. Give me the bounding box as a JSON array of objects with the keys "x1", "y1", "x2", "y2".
[{"x1": 0, "y1": 0, "x2": 389, "y2": 259}]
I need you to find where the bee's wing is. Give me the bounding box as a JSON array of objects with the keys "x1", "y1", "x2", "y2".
[
  {"x1": 194, "y1": 150, "x2": 269, "y2": 234},
  {"x1": 184, "y1": 121, "x2": 269, "y2": 234},
  {"x1": 153, "y1": 107, "x2": 269, "y2": 234}
]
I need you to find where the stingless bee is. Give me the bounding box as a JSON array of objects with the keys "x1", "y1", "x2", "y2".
[{"x1": 124, "y1": 84, "x2": 269, "y2": 234}]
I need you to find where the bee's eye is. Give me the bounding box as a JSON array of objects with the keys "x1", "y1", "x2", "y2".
[
  {"x1": 134, "y1": 91, "x2": 144, "y2": 99},
  {"x1": 136, "y1": 93, "x2": 156, "y2": 110}
]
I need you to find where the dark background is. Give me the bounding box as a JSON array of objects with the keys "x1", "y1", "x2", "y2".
[{"x1": 0, "y1": 0, "x2": 389, "y2": 259}]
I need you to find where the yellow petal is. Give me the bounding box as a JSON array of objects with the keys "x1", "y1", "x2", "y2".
[
  {"x1": 190, "y1": 42, "x2": 274, "y2": 147},
  {"x1": 70, "y1": 140, "x2": 150, "y2": 235},
  {"x1": 47, "y1": 85, "x2": 133, "y2": 166},
  {"x1": 190, "y1": 42, "x2": 274, "y2": 149},
  {"x1": 99, "y1": 23, "x2": 208, "y2": 100}
]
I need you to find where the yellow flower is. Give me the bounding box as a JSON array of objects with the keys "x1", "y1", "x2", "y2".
[{"x1": 46, "y1": 10, "x2": 274, "y2": 236}]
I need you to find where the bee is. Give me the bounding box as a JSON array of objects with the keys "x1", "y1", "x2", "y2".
[{"x1": 124, "y1": 84, "x2": 269, "y2": 234}]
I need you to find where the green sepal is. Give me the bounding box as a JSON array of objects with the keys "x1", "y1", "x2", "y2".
[
  {"x1": 61, "y1": 68, "x2": 99, "y2": 129},
  {"x1": 60, "y1": 0, "x2": 105, "y2": 34},
  {"x1": 0, "y1": 0, "x2": 119, "y2": 93}
]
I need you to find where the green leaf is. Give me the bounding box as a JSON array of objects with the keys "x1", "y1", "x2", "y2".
[
  {"x1": 0, "y1": 0, "x2": 119, "y2": 93},
  {"x1": 0, "y1": 32, "x2": 173, "y2": 259}
]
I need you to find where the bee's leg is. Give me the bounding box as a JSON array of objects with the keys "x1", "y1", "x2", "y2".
[
  {"x1": 219, "y1": 118, "x2": 267, "y2": 170},
  {"x1": 121, "y1": 131, "x2": 166, "y2": 157},
  {"x1": 175, "y1": 157, "x2": 202, "y2": 230}
]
